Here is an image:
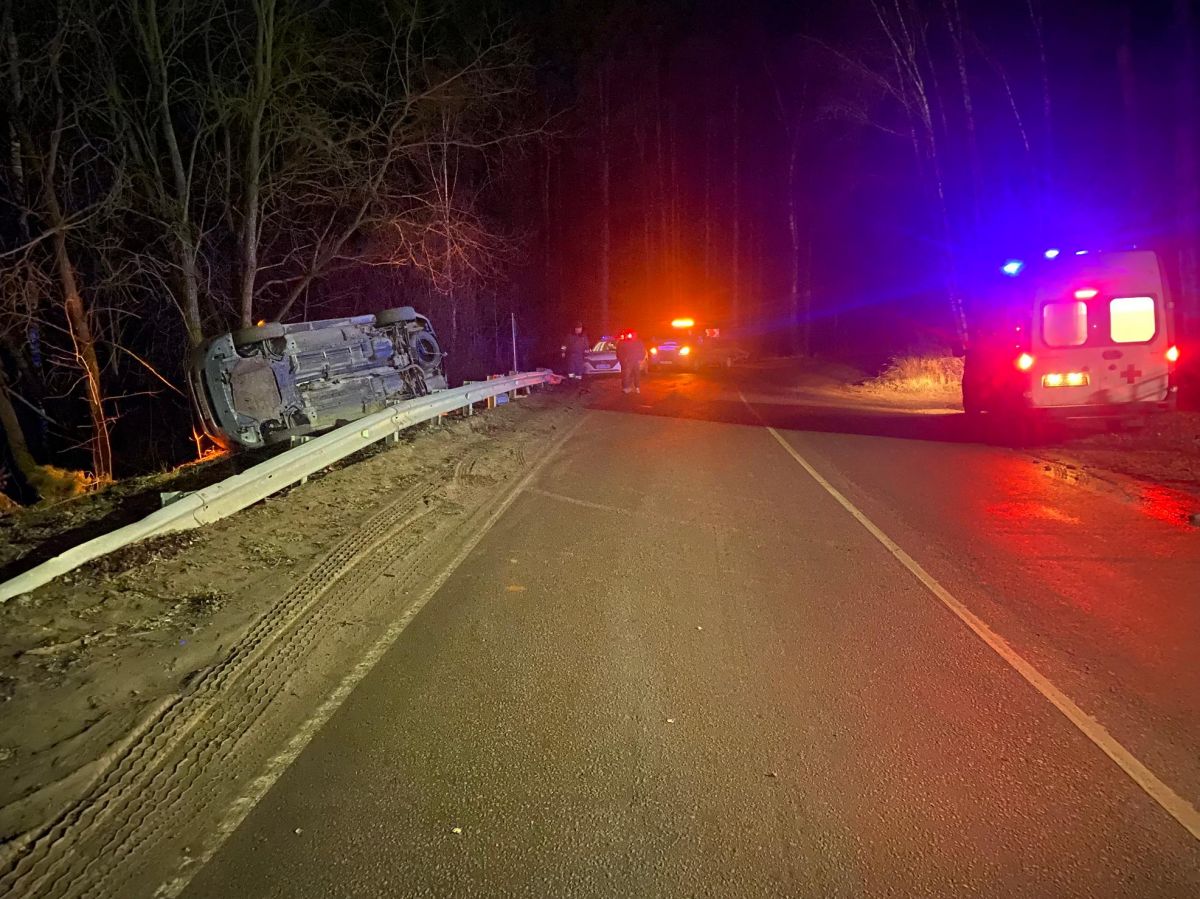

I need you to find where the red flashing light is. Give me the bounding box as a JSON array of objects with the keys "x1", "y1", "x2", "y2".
[
  {"x1": 1016, "y1": 352, "x2": 1035, "y2": 372},
  {"x1": 1166, "y1": 345, "x2": 1180, "y2": 363}
]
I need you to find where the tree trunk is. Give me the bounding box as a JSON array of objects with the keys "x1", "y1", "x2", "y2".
[
  {"x1": 638, "y1": 117, "x2": 654, "y2": 289},
  {"x1": 139, "y1": 0, "x2": 204, "y2": 345},
  {"x1": 599, "y1": 64, "x2": 611, "y2": 334},
  {"x1": 786, "y1": 138, "x2": 804, "y2": 355},
  {"x1": 1026, "y1": 0, "x2": 1054, "y2": 217},
  {"x1": 543, "y1": 142, "x2": 553, "y2": 310},
  {"x1": 668, "y1": 92, "x2": 680, "y2": 307},
  {"x1": 1116, "y1": 11, "x2": 1142, "y2": 233},
  {"x1": 943, "y1": 0, "x2": 980, "y2": 230},
  {"x1": 0, "y1": 354, "x2": 79, "y2": 505},
  {"x1": 655, "y1": 59, "x2": 668, "y2": 303},
  {"x1": 731, "y1": 80, "x2": 741, "y2": 329},
  {"x1": 703, "y1": 106, "x2": 713, "y2": 286},
  {"x1": 238, "y1": 0, "x2": 275, "y2": 328},
  {"x1": 0, "y1": 366, "x2": 36, "y2": 500},
  {"x1": 1175, "y1": 0, "x2": 1199, "y2": 339},
  {"x1": 54, "y1": 229, "x2": 112, "y2": 482}
]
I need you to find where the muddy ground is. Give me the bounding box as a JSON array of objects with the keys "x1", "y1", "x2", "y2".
[{"x1": 0, "y1": 390, "x2": 580, "y2": 849}]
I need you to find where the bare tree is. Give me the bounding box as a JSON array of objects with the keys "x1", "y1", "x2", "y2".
[
  {"x1": 765, "y1": 39, "x2": 817, "y2": 356},
  {"x1": 599, "y1": 62, "x2": 611, "y2": 334},
  {"x1": 730, "y1": 79, "x2": 741, "y2": 329},
  {"x1": 2, "y1": 0, "x2": 122, "y2": 482},
  {"x1": 120, "y1": 0, "x2": 211, "y2": 346}
]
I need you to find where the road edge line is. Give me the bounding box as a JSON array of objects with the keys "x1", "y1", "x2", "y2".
[
  {"x1": 738, "y1": 390, "x2": 1200, "y2": 843},
  {"x1": 155, "y1": 411, "x2": 591, "y2": 898}
]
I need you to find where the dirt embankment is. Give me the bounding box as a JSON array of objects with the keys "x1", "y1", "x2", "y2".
[
  {"x1": 0, "y1": 390, "x2": 580, "y2": 856},
  {"x1": 1036, "y1": 411, "x2": 1200, "y2": 495}
]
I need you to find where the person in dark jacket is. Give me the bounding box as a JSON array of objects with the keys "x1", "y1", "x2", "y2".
[
  {"x1": 616, "y1": 332, "x2": 647, "y2": 394},
  {"x1": 562, "y1": 323, "x2": 590, "y2": 381}
]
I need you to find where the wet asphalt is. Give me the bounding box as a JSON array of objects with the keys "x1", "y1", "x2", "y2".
[{"x1": 181, "y1": 367, "x2": 1200, "y2": 898}]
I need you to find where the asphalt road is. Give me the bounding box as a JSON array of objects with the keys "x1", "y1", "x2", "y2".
[{"x1": 181, "y1": 365, "x2": 1200, "y2": 898}]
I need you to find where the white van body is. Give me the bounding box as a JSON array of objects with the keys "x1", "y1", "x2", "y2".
[{"x1": 1028, "y1": 250, "x2": 1176, "y2": 414}]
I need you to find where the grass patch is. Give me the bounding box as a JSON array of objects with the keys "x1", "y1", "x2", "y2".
[{"x1": 866, "y1": 352, "x2": 964, "y2": 393}]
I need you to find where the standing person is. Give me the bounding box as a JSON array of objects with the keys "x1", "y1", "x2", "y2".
[
  {"x1": 617, "y1": 331, "x2": 647, "y2": 394},
  {"x1": 562, "y1": 322, "x2": 590, "y2": 383},
  {"x1": 559, "y1": 321, "x2": 588, "y2": 386}
]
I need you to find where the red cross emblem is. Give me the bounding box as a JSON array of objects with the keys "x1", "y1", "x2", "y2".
[{"x1": 1121, "y1": 364, "x2": 1143, "y2": 383}]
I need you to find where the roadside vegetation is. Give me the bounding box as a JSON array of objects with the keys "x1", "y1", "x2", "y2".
[{"x1": 864, "y1": 351, "x2": 964, "y2": 394}]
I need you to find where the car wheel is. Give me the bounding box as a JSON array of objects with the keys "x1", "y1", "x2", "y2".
[
  {"x1": 409, "y1": 328, "x2": 443, "y2": 373},
  {"x1": 376, "y1": 306, "x2": 418, "y2": 326},
  {"x1": 232, "y1": 321, "x2": 286, "y2": 347}
]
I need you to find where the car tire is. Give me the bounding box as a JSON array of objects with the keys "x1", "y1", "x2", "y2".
[
  {"x1": 409, "y1": 328, "x2": 443, "y2": 372},
  {"x1": 232, "y1": 322, "x2": 286, "y2": 347},
  {"x1": 376, "y1": 306, "x2": 418, "y2": 326}
]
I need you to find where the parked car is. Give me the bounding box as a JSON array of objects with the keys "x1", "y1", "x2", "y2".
[
  {"x1": 584, "y1": 336, "x2": 648, "y2": 376},
  {"x1": 189, "y1": 307, "x2": 447, "y2": 448},
  {"x1": 648, "y1": 324, "x2": 748, "y2": 371}
]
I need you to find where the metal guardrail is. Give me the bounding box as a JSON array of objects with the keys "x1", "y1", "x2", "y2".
[{"x1": 0, "y1": 371, "x2": 554, "y2": 603}]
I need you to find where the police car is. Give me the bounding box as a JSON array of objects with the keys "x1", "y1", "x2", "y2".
[{"x1": 584, "y1": 332, "x2": 648, "y2": 376}]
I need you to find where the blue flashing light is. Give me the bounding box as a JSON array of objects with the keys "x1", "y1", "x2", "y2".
[
  {"x1": 1043, "y1": 248, "x2": 1060, "y2": 259},
  {"x1": 1001, "y1": 259, "x2": 1024, "y2": 277},
  {"x1": 1075, "y1": 249, "x2": 1089, "y2": 255}
]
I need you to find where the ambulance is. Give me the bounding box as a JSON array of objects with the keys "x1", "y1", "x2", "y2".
[{"x1": 961, "y1": 249, "x2": 1180, "y2": 421}]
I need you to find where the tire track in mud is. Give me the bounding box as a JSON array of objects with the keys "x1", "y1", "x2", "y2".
[{"x1": 0, "y1": 444, "x2": 514, "y2": 899}]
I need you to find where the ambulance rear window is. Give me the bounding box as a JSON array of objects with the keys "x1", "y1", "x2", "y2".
[
  {"x1": 1109, "y1": 296, "x2": 1156, "y2": 343},
  {"x1": 1042, "y1": 301, "x2": 1088, "y2": 347}
]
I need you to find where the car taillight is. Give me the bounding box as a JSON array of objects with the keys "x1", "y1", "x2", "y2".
[
  {"x1": 1016, "y1": 352, "x2": 1035, "y2": 371},
  {"x1": 678, "y1": 346, "x2": 691, "y2": 356},
  {"x1": 1166, "y1": 344, "x2": 1180, "y2": 363},
  {"x1": 650, "y1": 347, "x2": 658, "y2": 356}
]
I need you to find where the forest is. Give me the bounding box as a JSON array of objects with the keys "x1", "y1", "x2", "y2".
[{"x1": 2, "y1": 0, "x2": 1197, "y2": 505}]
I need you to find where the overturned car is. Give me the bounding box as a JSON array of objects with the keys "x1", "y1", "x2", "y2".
[{"x1": 189, "y1": 307, "x2": 447, "y2": 449}]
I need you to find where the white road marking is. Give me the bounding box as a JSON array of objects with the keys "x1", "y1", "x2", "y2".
[
  {"x1": 156, "y1": 413, "x2": 590, "y2": 898},
  {"x1": 738, "y1": 390, "x2": 1200, "y2": 843}
]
